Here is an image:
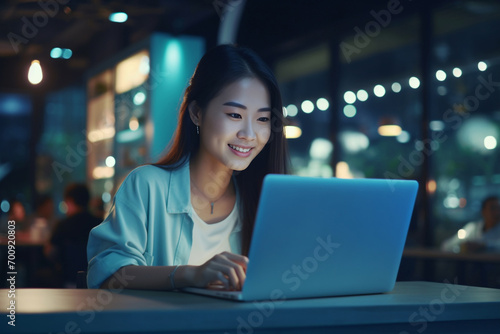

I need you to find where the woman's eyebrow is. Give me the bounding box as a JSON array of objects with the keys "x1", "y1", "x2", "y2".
[{"x1": 223, "y1": 101, "x2": 272, "y2": 112}]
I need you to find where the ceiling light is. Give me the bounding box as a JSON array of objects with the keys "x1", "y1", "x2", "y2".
[
  {"x1": 397, "y1": 130, "x2": 410, "y2": 143},
  {"x1": 316, "y1": 98, "x2": 329, "y2": 111},
  {"x1": 51, "y1": 47, "x2": 73, "y2": 59},
  {"x1": 373, "y1": 85, "x2": 386, "y2": 97},
  {"x1": 285, "y1": 125, "x2": 302, "y2": 139},
  {"x1": 356, "y1": 89, "x2": 368, "y2": 102},
  {"x1": 62, "y1": 49, "x2": 72, "y2": 59},
  {"x1": 378, "y1": 125, "x2": 402, "y2": 136},
  {"x1": 343, "y1": 105, "x2": 356, "y2": 118},
  {"x1": 436, "y1": 70, "x2": 446, "y2": 81},
  {"x1": 28, "y1": 60, "x2": 43, "y2": 85},
  {"x1": 343, "y1": 91, "x2": 356, "y2": 104},
  {"x1": 478, "y1": 61, "x2": 487, "y2": 71},
  {"x1": 409, "y1": 77, "x2": 420, "y2": 89},
  {"x1": 391, "y1": 82, "x2": 401, "y2": 93},
  {"x1": 109, "y1": 12, "x2": 128, "y2": 23},
  {"x1": 286, "y1": 104, "x2": 298, "y2": 117},
  {"x1": 452, "y1": 67, "x2": 462, "y2": 78},
  {"x1": 50, "y1": 48, "x2": 62, "y2": 58},
  {"x1": 301, "y1": 100, "x2": 314, "y2": 113}
]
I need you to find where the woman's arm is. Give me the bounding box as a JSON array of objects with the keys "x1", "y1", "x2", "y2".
[
  {"x1": 100, "y1": 252, "x2": 249, "y2": 290},
  {"x1": 100, "y1": 265, "x2": 194, "y2": 290}
]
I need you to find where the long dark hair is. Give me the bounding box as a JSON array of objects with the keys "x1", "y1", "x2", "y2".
[{"x1": 154, "y1": 44, "x2": 289, "y2": 255}]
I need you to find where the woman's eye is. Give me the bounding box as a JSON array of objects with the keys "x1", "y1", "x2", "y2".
[
  {"x1": 258, "y1": 117, "x2": 270, "y2": 122},
  {"x1": 227, "y1": 113, "x2": 242, "y2": 119}
]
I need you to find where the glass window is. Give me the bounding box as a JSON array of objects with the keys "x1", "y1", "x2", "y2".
[
  {"x1": 0, "y1": 93, "x2": 32, "y2": 203},
  {"x1": 276, "y1": 13, "x2": 424, "y2": 245},
  {"x1": 277, "y1": 3, "x2": 500, "y2": 249},
  {"x1": 430, "y1": 3, "x2": 500, "y2": 247},
  {"x1": 277, "y1": 44, "x2": 333, "y2": 177},
  {"x1": 337, "y1": 14, "x2": 422, "y2": 181}
]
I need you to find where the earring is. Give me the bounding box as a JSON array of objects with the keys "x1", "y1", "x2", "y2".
[{"x1": 196, "y1": 125, "x2": 199, "y2": 135}]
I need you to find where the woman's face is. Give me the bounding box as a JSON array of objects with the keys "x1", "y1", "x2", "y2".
[{"x1": 195, "y1": 77, "x2": 272, "y2": 171}]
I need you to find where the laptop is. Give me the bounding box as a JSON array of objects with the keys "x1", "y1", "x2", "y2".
[{"x1": 183, "y1": 174, "x2": 418, "y2": 301}]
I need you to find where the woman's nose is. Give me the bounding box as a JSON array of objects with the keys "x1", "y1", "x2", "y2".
[{"x1": 237, "y1": 120, "x2": 256, "y2": 140}]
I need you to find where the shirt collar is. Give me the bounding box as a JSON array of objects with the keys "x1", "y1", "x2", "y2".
[
  {"x1": 166, "y1": 158, "x2": 191, "y2": 214},
  {"x1": 165, "y1": 157, "x2": 243, "y2": 233}
]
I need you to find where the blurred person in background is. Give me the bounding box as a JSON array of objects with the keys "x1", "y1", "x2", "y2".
[
  {"x1": 44, "y1": 183, "x2": 101, "y2": 287},
  {"x1": 28, "y1": 194, "x2": 55, "y2": 243},
  {"x1": 441, "y1": 196, "x2": 500, "y2": 253},
  {"x1": 33, "y1": 194, "x2": 55, "y2": 227},
  {"x1": 0, "y1": 199, "x2": 29, "y2": 236},
  {"x1": 8, "y1": 199, "x2": 27, "y2": 229}
]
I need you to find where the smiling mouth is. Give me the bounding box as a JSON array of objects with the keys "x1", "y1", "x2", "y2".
[{"x1": 228, "y1": 144, "x2": 252, "y2": 153}]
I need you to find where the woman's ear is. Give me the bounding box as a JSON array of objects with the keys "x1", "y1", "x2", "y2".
[{"x1": 188, "y1": 101, "x2": 202, "y2": 126}]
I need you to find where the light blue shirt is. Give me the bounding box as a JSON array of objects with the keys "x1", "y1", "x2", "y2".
[{"x1": 86, "y1": 160, "x2": 242, "y2": 289}]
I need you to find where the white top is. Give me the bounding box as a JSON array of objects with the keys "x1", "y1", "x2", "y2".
[{"x1": 188, "y1": 199, "x2": 239, "y2": 265}]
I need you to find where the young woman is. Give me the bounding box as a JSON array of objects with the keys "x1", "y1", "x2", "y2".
[{"x1": 87, "y1": 44, "x2": 289, "y2": 290}]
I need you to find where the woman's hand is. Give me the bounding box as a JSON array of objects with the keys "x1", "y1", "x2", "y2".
[{"x1": 193, "y1": 252, "x2": 249, "y2": 290}]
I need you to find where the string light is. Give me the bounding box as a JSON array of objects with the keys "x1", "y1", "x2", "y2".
[{"x1": 28, "y1": 60, "x2": 43, "y2": 85}]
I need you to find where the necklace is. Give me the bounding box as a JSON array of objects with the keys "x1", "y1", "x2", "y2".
[{"x1": 190, "y1": 177, "x2": 230, "y2": 214}]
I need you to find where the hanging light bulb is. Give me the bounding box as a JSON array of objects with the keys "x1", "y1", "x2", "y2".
[{"x1": 28, "y1": 60, "x2": 43, "y2": 85}]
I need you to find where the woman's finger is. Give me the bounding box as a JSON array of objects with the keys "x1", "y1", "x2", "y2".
[
  {"x1": 221, "y1": 252, "x2": 249, "y2": 270},
  {"x1": 210, "y1": 261, "x2": 241, "y2": 290},
  {"x1": 197, "y1": 252, "x2": 249, "y2": 290},
  {"x1": 216, "y1": 270, "x2": 229, "y2": 288},
  {"x1": 212, "y1": 254, "x2": 247, "y2": 289}
]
